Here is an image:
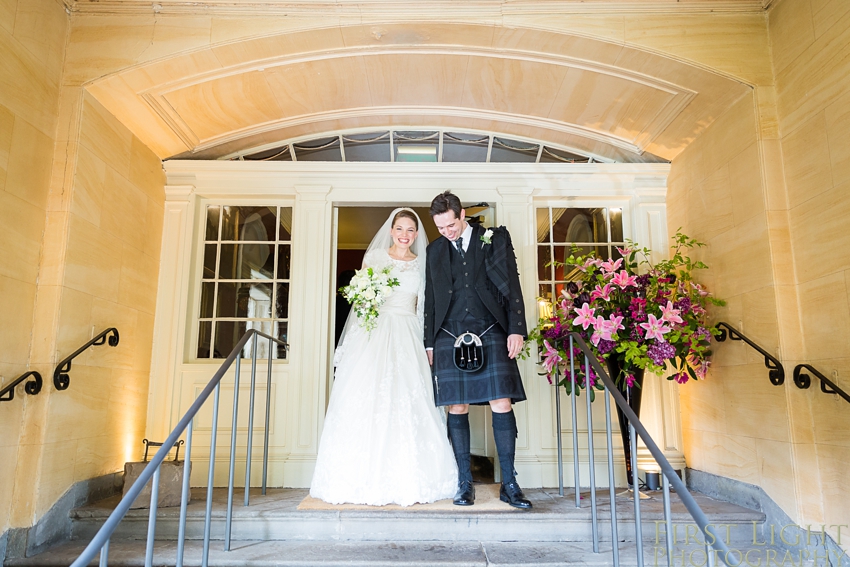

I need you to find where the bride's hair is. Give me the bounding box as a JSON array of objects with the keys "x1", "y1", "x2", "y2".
[{"x1": 392, "y1": 209, "x2": 419, "y2": 229}]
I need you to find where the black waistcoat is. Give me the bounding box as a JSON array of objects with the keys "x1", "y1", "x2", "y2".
[{"x1": 445, "y1": 238, "x2": 494, "y2": 323}]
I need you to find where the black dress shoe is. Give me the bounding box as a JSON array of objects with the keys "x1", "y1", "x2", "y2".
[
  {"x1": 453, "y1": 480, "x2": 475, "y2": 506},
  {"x1": 500, "y1": 481, "x2": 532, "y2": 509}
]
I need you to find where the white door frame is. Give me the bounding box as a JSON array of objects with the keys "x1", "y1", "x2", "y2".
[{"x1": 151, "y1": 161, "x2": 680, "y2": 488}]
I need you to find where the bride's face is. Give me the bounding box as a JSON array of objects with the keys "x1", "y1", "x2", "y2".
[{"x1": 390, "y1": 217, "x2": 418, "y2": 251}]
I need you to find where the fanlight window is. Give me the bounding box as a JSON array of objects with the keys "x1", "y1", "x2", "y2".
[{"x1": 224, "y1": 130, "x2": 600, "y2": 163}]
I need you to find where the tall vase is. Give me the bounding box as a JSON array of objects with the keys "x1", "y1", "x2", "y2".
[{"x1": 605, "y1": 357, "x2": 645, "y2": 488}]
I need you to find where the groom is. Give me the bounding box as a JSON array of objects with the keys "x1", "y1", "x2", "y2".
[{"x1": 424, "y1": 191, "x2": 532, "y2": 509}]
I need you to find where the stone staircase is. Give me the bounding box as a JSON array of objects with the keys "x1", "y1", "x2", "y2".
[{"x1": 4, "y1": 486, "x2": 791, "y2": 566}]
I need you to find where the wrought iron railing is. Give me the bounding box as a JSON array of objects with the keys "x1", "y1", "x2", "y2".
[
  {"x1": 53, "y1": 328, "x2": 120, "y2": 390},
  {"x1": 551, "y1": 333, "x2": 735, "y2": 567},
  {"x1": 793, "y1": 364, "x2": 850, "y2": 405},
  {"x1": 0, "y1": 371, "x2": 43, "y2": 402},
  {"x1": 715, "y1": 322, "x2": 784, "y2": 385},
  {"x1": 69, "y1": 329, "x2": 288, "y2": 567}
]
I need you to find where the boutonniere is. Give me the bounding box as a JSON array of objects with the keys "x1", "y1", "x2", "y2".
[{"x1": 480, "y1": 228, "x2": 494, "y2": 246}]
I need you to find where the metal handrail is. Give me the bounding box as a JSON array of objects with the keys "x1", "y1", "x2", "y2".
[
  {"x1": 0, "y1": 371, "x2": 43, "y2": 402},
  {"x1": 715, "y1": 322, "x2": 784, "y2": 385},
  {"x1": 793, "y1": 364, "x2": 850, "y2": 404},
  {"x1": 70, "y1": 329, "x2": 289, "y2": 567},
  {"x1": 53, "y1": 328, "x2": 120, "y2": 390},
  {"x1": 558, "y1": 332, "x2": 735, "y2": 567}
]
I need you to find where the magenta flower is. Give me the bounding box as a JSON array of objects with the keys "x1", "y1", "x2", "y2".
[
  {"x1": 572, "y1": 303, "x2": 596, "y2": 330},
  {"x1": 625, "y1": 373, "x2": 637, "y2": 388},
  {"x1": 542, "y1": 340, "x2": 563, "y2": 381},
  {"x1": 640, "y1": 314, "x2": 671, "y2": 341},
  {"x1": 611, "y1": 270, "x2": 638, "y2": 289},
  {"x1": 659, "y1": 300, "x2": 684, "y2": 325},
  {"x1": 590, "y1": 283, "x2": 613, "y2": 301},
  {"x1": 617, "y1": 246, "x2": 633, "y2": 257}
]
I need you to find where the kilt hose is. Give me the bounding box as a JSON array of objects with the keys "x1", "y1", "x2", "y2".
[{"x1": 432, "y1": 316, "x2": 526, "y2": 406}]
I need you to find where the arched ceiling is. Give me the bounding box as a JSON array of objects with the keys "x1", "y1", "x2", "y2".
[{"x1": 83, "y1": 22, "x2": 751, "y2": 162}]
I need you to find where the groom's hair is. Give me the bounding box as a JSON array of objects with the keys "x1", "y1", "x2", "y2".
[{"x1": 429, "y1": 191, "x2": 462, "y2": 219}]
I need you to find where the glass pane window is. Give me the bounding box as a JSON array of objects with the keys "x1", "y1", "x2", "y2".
[
  {"x1": 198, "y1": 205, "x2": 292, "y2": 360},
  {"x1": 535, "y1": 207, "x2": 626, "y2": 319}
]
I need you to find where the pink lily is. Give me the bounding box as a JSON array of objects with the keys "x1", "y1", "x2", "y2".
[
  {"x1": 610, "y1": 270, "x2": 638, "y2": 289},
  {"x1": 660, "y1": 300, "x2": 684, "y2": 325},
  {"x1": 590, "y1": 316, "x2": 615, "y2": 345},
  {"x1": 608, "y1": 314, "x2": 625, "y2": 335},
  {"x1": 578, "y1": 257, "x2": 604, "y2": 273},
  {"x1": 617, "y1": 246, "x2": 633, "y2": 257},
  {"x1": 640, "y1": 314, "x2": 671, "y2": 341},
  {"x1": 542, "y1": 340, "x2": 563, "y2": 379},
  {"x1": 572, "y1": 303, "x2": 596, "y2": 330},
  {"x1": 590, "y1": 283, "x2": 613, "y2": 301},
  {"x1": 600, "y1": 258, "x2": 623, "y2": 274}
]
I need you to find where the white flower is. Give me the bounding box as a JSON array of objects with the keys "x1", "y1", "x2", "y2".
[{"x1": 481, "y1": 228, "x2": 494, "y2": 245}]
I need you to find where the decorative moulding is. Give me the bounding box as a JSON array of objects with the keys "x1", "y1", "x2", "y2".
[
  {"x1": 64, "y1": 1, "x2": 768, "y2": 16},
  {"x1": 138, "y1": 46, "x2": 695, "y2": 158}
]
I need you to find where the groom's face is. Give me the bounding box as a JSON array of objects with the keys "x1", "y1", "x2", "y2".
[{"x1": 432, "y1": 209, "x2": 466, "y2": 242}]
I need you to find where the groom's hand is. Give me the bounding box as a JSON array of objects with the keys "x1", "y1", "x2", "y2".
[
  {"x1": 507, "y1": 334, "x2": 524, "y2": 359},
  {"x1": 427, "y1": 349, "x2": 434, "y2": 366}
]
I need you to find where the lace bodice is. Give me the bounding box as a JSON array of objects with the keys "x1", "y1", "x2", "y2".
[{"x1": 364, "y1": 250, "x2": 421, "y2": 315}]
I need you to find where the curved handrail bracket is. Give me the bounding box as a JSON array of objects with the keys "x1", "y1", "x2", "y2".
[
  {"x1": 715, "y1": 321, "x2": 785, "y2": 385},
  {"x1": 793, "y1": 364, "x2": 850, "y2": 405},
  {"x1": 0, "y1": 371, "x2": 43, "y2": 402},
  {"x1": 53, "y1": 328, "x2": 120, "y2": 391}
]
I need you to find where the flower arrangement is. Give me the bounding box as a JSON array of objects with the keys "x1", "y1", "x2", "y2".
[
  {"x1": 527, "y1": 232, "x2": 724, "y2": 396},
  {"x1": 341, "y1": 266, "x2": 400, "y2": 332}
]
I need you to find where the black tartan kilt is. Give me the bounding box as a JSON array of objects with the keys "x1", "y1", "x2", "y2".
[{"x1": 432, "y1": 317, "x2": 527, "y2": 406}]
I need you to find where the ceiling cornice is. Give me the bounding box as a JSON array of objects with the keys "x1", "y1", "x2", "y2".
[{"x1": 65, "y1": 0, "x2": 768, "y2": 16}]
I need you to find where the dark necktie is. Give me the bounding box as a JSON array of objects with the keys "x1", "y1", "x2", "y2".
[{"x1": 455, "y1": 237, "x2": 465, "y2": 258}]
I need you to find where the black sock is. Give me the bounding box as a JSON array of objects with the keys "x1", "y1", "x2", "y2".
[
  {"x1": 447, "y1": 413, "x2": 472, "y2": 484},
  {"x1": 492, "y1": 409, "x2": 517, "y2": 485}
]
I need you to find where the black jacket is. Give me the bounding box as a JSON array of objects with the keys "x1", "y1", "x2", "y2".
[{"x1": 424, "y1": 223, "x2": 527, "y2": 348}]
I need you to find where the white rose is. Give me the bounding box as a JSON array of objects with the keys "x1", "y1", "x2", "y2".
[
  {"x1": 484, "y1": 228, "x2": 493, "y2": 239},
  {"x1": 380, "y1": 286, "x2": 393, "y2": 296},
  {"x1": 363, "y1": 288, "x2": 376, "y2": 300}
]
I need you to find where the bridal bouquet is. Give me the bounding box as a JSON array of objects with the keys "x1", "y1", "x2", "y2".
[
  {"x1": 527, "y1": 232, "x2": 724, "y2": 394},
  {"x1": 341, "y1": 266, "x2": 400, "y2": 332}
]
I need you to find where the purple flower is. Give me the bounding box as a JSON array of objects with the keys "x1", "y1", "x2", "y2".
[
  {"x1": 635, "y1": 274, "x2": 651, "y2": 288},
  {"x1": 674, "y1": 297, "x2": 692, "y2": 312},
  {"x1": 597, "y1": 339, "x2": 615, "y2": 354},
  {"x1": 647, "y1": 340, "x2": 676, "y2": 365},
  {"x1": 674, "y1": 372, "x2": 690, "y2": 384}
]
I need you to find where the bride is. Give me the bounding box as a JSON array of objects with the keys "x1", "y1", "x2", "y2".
[{"x1": 310, "y1": 208, "x2": 458, "y2": 506}]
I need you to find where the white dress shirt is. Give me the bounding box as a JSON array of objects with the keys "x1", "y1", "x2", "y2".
[{"x1": 454, "y1": 222, "x2": 473, "y2": 252}]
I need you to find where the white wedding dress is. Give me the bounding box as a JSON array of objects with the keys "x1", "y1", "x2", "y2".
[{"x1": 310, "y1": 249, "x2": 458, "y2": 506}]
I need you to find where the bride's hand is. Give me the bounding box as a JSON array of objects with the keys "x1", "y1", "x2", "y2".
[{"x1": 507, "y1": 334, "x2": 524, "y2": 359}]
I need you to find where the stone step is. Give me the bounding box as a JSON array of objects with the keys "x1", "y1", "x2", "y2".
[
  {"x1": 6, "y1": 539, "x2": 800, "y2": 567},
  {"x1": 68, "y1": 487, "x2": 765, "y2": 546}
]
